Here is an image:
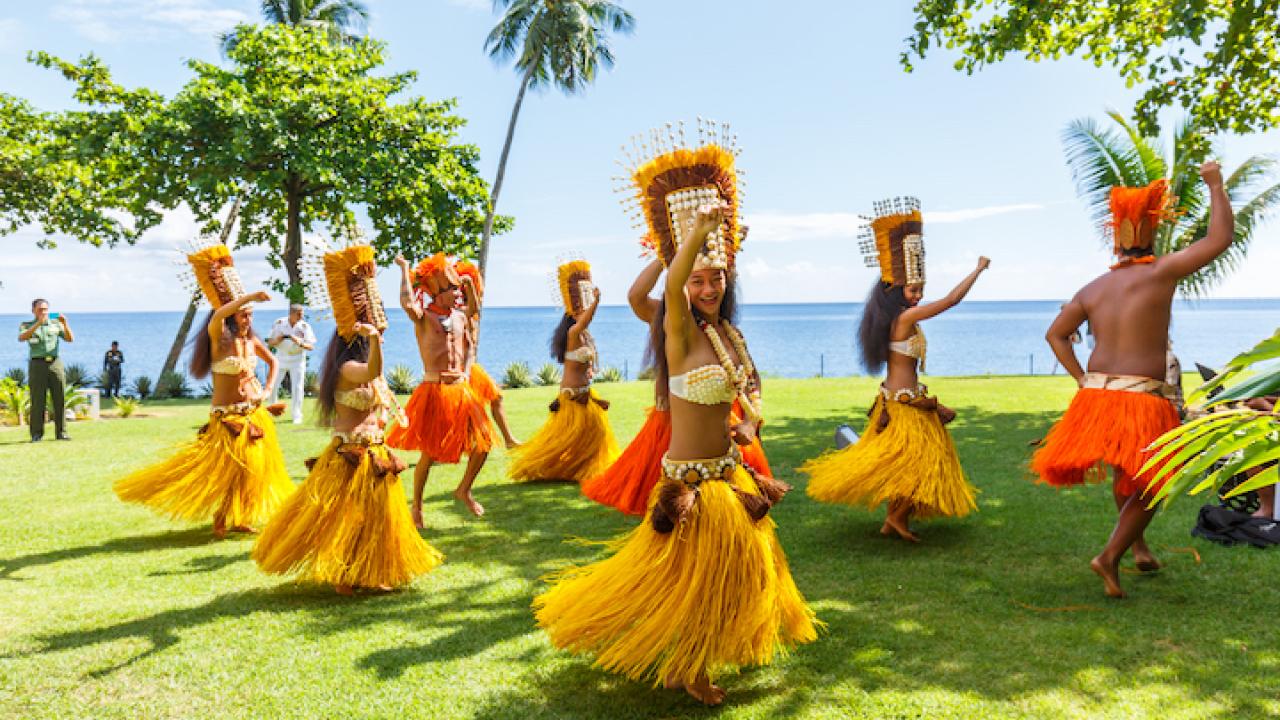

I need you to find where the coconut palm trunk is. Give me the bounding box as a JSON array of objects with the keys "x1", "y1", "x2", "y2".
[{"x1": 477, "y1": 64, "x2": 536, "y2": 280}]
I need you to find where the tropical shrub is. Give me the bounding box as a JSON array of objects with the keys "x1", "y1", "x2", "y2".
[
  {"x1": 304, "y1": 370, "x2": 319, "y2": 396},
  {"x1": 535, "y1": 362, "x2": 562, "y2": 387},
  {"x1": 65, "y1": 386, "x2": 90, "y2": 417},
  {"x1": 386, "y1": 364, "x2": 418, "y2": 395},
  {"x1": 636, "y1": 366, "x2": 656, "y2": 381},
  {"x1": 5, "y1": 367, "x2": 27, "y2": 385},
  {"x1": 502, "y1": 362, "x2": 533, "y2": 389},
  {"x1": 155, "y1": 371, "x2": 192, "y2": 399},
  {"x1": 63, "y1": 363, "x2": 90, "y2": 388},
  {"x1": 595, "y1": 366, "x2": 623, "y2": 383},
  {"x1": 130, "y1": 375, "x2": 153, "y2": 399},
  {"x1": 0, "y1": 378, "x2": 29, "y2": 426},
  {"x1": 114, "y1": 396, "x2": 140, "y2": 418}
]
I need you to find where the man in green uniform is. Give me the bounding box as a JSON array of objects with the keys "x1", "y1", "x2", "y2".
[{"x1": 17, "y1": 298, "x2": 74, "y2": 442}]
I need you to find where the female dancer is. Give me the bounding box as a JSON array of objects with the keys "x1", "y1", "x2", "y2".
[
  {"x1": 115, "y1": 241, "x2": 293, "y2": 538},
  {"x1": 253, "y1": 241, "x2": 441, "y2": 594},
  {"x1": 535, "y1": 125, "x2": 817, "y2": 705},
  {"x1": 453, "y1": 259, "x2": 521, "y2": 449},
  {"x1": 580, "y1": 256, "x2": 771, "y2": 515},
  {"x1": 802, "y1": 198, "x2": 987, "y2": 541},
  {"x1": 508, "y1": 260, "x2": 618, "y2": 482}
]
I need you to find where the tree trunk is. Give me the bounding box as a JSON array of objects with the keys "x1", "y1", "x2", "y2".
[
  {"x1": 284, "y1": 175, "x2": 304, "y2": 300},
  {"x1": 477, "y1": 64, "x2": 535, "y2": 280},
  {"x1": 158, "y1": 198, "x2": 243, "y2": 380}
]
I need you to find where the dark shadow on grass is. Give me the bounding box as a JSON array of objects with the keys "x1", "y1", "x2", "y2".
[
  {"x1": 0, "y1": 527, "x2": 215, "y2": 581},
  {"x1": 147, "y1": 552, "x2": 247, "y2": 577}
]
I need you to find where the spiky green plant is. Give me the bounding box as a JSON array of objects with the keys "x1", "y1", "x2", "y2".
[
  {"x1": 130, "y1": 375, "x2": 152, "y2": 399},
  {"x1": 595, "y1": 366, "x2": 623, "y2": 383},
  {"x1": 5, "y1": 366, "x2": 27, "y2": 385},
  {"x1": 535, "y1": 362, "x2": 562, "y2": 387},
  {"x1": 386, "y1": 364, "x2": 419, "y2": 395},
  {"x1": 0, "y1": 378, "x2": 30, "y2": 426},
  {"x1": 502, "y1": 361, "x2": 533, "y2": 389},
  {"x1": 63, "y1": 363, "x2": 90, "y2": 388},
  {"x1": 114, "y1": 396, "x2": 140, "y2": 418},
  {"x1": 1062, "y1": 110, "x2": 1280, "y2": 297}
]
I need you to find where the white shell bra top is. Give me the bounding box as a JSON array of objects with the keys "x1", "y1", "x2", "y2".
[
  {"x1": 888, "y1": 326, "x2": 927, "y2": 371},
  {"x1": 211, "y1": 353, "x2": 257, "y2": 376},
  {"x1": 335, "y1": 377, "x2": 394, "y2": 411},
  {"x1": 564, "y1": 345, "x2": 595, "y2": 364},
  {"x1": 669, "y1": 364, "x2": 737, "y2": 405}
]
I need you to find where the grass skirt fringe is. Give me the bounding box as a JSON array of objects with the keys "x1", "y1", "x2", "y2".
[
  {"x1": 802, "y1": 395, "x2": 976, "y2": 519},
  {"x1": 470, "y1": 363, "x2": 502, "y2": 403},
  {"x1": 1031, "y1": 387, "x2": 1181, "y2": 496},
  {"x1": 386, "y1": 380, "x2": 494, "y2": 463},
  {"x1": 509, "y1": 389, "x2": 619, "y2": 483},
  {"x1": 582, "y1": 404, "x2": 774, "y2": 516},
  {"x1": 252, "y1": 440, "x2": 442, "y2": 588},
  {"x1": 732, "y1": 399, "x2": 773, "y2": 478},
  {"x1": 534, "y1": 464, "x2": 818, "y2": 687},
  {"x1": 113, "y1": 405, "x2": 294, "y2": 527},
  {"x1": 581, "y1": 406, "x2": 673, "y2": 515}
]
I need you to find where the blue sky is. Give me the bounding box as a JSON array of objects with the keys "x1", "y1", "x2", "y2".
[{"x1": 1, "y1": 0, "x2": 1277, "y2": 312}]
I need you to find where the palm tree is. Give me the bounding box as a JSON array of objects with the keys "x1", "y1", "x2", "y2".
[
  {"x1": 221, "y1": 0, "x2": 369, "y2": 52},
  {"x1": 1062, "y1": 110, "x2": 1280, "y2": 296},
  {"x1": 478, "y1": 0, "x2": 636, "y2": 277}
]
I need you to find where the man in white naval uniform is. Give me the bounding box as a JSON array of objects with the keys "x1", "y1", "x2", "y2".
[{"x1": 267, "y1": 303, "x2": 317, "y2": 424}]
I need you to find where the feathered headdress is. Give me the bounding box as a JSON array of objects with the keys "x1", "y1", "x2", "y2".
[
  {"x1": 859, "y1": 197, "x2": 925, "y2": 287},
  {"x1": 454, "y1": 259, "x2": 484, "y2": 299},
  {"x1": 412, "y1": 253, "x2": 461, "y2": 299},
  {"x1": 180, "y1": 238, "x2": 247, "y2": 308},
  {"x1": 555, "y1": 258, "x2": 594, "y2": 316},
  {"x1": 617, "y1": 118, "x2": 743, "y2": 272},
  {"x1": 1109, "y1": 179, "x2": 1174, "y2": 255},
  {"x1": 301, "y1": 237, "x2": 388, "y2": 341}
]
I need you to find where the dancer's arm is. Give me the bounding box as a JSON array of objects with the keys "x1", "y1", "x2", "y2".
[
  {"x1": 341, "y1": 324, "x2": 382, "y2": 383},
  {"x1": 569, "y1": 287, "x2": 601, "y2": 345},
  {"x1": 1046, "y1": 298, "x2": 1088, "y2": 383},
  {"x1": 253, "y1": 336, "x2": 278, "y2": 397},
  {"x1": 1158, "y1": 161, "x2": 1235, "y2": 280},
  {"x1": 461, "y1": 274, "x2": 480, "y2": 321},
  {"x1": 899, "y1": 257, "x2": 990, "y2": 325},
  {"x1": 665, "y1": 203, "x2": 726, "y2": 360},
  {"x1": 394, "y1": 255, "x2": 423, "y2": 323},
  {"x1": 628, "y1": 259, "x2": 663, "y2": 323},
  {"x1": 209, "y1": 291, "x2": 268, "y2": 346}
]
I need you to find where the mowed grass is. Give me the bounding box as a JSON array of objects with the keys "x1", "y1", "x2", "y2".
[{"x1": 1, "y1": 376, "x2": 1278, "y2": 719}]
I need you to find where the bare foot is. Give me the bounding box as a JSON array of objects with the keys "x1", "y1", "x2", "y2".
[
  {"x1": 453, "y1": 489, "x2": 485, "y2": 517},
  {"x1": 1090, "y1": 555, "x2": 1126, "y2": 598},
  {"x1": 882, "y1": 515, "x2": 920, "y2": 543},
  {"x1": 1133, "y1": 552, "x2": 1162, "y2": 573},
  {"x1": 334, "y1": 584, "x2": 354, "y2": 596},
  {"x1": 504, "y1": 438, "x2": 522, "y2": 450},
  {"x1": 230, "y1": 525, "x2": 256, "y2": 535},
  {"x1": 684, "y1": 676, "x2": 725, "y2": 706},
  {"x1": 212, "y1": 521, "x2": 228, "y2": 540},
  {"x1": 411, "y1": 505, "x2": 425, "y2": 530}
]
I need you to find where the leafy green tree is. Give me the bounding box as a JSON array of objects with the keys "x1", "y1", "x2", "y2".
[
  {"x1": 37, "y1": 25, "x2": 506, "y2": 300},
  {"x1": 222, "y1": 0, "x2": 369, "y2": 51},
  {"x1": 1062, "y1": 110, "x2": 1280, "y2": 296},
  {"x1": 905, "y1": 1, "x2": 1280, "y2": 137},
  {"x1": 478, "y1": 0, "x2": 636, "y2": 276}
]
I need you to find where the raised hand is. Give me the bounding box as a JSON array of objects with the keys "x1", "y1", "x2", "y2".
[
  {"x1": 394, "y1": 254, "x2": 410, "y2": 270},
  {"x1": 249, "y1": 290, "x2": 271, "y2": 303},
  {"x1": 354, "y1": 322, "x2": 379, "y2": 338},
  {"x1": 976, "y1": 256, "x2": 991, "y2": 272},
  {"x1": 691, "y1": 202, "x2": 726, "y2": 240},
  {"x1": 1200, "y1": 160, "x2": 1223, "y2": 188}
]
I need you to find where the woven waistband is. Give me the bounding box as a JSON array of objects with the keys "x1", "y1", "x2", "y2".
[
  {"x1": 662, "y1": 445, "x2": 742, "y2": 485},
  {"x1": 880, "y1": 383, "x2": 930, "y2": 403},
  {"x1": 333, "y1": 429, "x2": 386, "y2": 446},
  {"x1": 421, "y1": 371, "x2": 469, "y2": 385},
  {"x1": 1080, "y1": 372, "x2": 1179, "y2": 403},
  {"x1": 211, "y1": 401, "x2": 259, "y2": 416}
]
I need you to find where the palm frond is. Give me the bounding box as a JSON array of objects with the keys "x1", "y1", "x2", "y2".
[
  {"x1": 1061, "y1": 118, "x2": 1146, "y2": 234},
  {"x1": 1107, "y1": 110, "x2": 1165, "y2": 181}
]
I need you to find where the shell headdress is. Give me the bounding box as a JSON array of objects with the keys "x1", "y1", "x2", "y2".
[
  {"x1": 859, "y1": 196, "x2": 925, "y2": 287},
  {"x1": 179, "y1": 237, "x2": 247, "y2": 308},
  {"x1": 554, "y1": 258, "x2": 595, "y2": 316},
  {"x1": 301, "y1": 236, "x2": 388, "y2": 341},
  {"x1": 616, "y1": 118, "x2": 744, "y2": 272},
  {"x1": 1109, "y1": 179, "x2": 1175, "y2": 255}
]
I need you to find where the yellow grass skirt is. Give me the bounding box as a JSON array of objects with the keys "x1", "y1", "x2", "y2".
[
  {"x1": 533, "y1": 461, "x2": 818, "y2": 686},
  {"x1": 802, "y1": 394, "x2": 976, "y2": 519},
  {"x1": 252, "y1": 439, "x2": 442, "y2": 588},
  {"x1": 114, "y1": 405, "x2": 294, "y2": 527},
  {"x1": 509, "y1": 388, "x2": 619, "y2": 483}
]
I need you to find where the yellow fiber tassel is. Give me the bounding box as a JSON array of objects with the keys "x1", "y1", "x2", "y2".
[
  {"x1": 534, "y1": 465, "x2": 819, "y2": 687},
  {"x1": 252, "y1": 440, "x2": 442, "y2": 588},
  {"x1": 509, "y1": 389, "x2": 619, "y2": 483},
  {"x1": 802, "y1": 395, "x2": 976, "y2": 518},
  {"x1": 114, "y1": 405, "x2": 294, "y2": 527}
]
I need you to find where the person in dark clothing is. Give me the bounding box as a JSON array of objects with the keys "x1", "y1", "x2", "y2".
[{"x1": 103, "y1": 341, "x2": 125, "y2": 398}]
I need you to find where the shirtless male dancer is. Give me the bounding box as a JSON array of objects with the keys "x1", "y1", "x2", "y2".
[
  {"x1": 389, "y1": 254, "x2": 494, "y2": 520},
  {"x1": 1035, "y1": 161, "x2": 1234, "y2": 598}
]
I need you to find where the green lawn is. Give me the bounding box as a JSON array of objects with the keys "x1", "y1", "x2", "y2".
[{"x1": 1, "y1": 376, "x2": 1277, "y2": 719}]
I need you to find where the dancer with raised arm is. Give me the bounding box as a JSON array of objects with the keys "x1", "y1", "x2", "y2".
[
  {"x1": 535, "y1": 123, "x2": 817, "y2": 706},
  {"x1": 388, "y1": 254, "x2": 494, "y2": 521},
  {"x1": 453, "y1": 259, "x2": 521, "y2": 449},
  {"x1": 508, "y1": 259, "x2": 619, "y2": 482},
  {"x1": 115, "y1": 241, "x2": 293, "y2": 538},
  {"x1": 801, "y1": 198, "x2": 987, "y2": 542},
  {"x1": 253, "y1": 240, "x2": 441, "y2": 594},
  {"x1": 1034, "y1": 162, "x2": 1234, "y2": 598}
]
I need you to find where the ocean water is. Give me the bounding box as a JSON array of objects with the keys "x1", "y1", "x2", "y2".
[{"x1": 2, "y1": 300, "x2": 1277, "y2": 386}]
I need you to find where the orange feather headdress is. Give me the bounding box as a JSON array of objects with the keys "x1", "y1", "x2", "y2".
[
  {"x1": 617, "y1": 118, "x2": 743, "y2": 272},
  {"x1": 454, "y1": 259, "x2": 484, "y2": 299},
  {"x1": 859, "y1": 197, "x2": 925, "y2": 287},
  {"x1": 1109, "y1": 179, "x2": 1175, "y2": 256},
  {"x1": 412, "y1": 253, "x2": 461, "y2": 299}
]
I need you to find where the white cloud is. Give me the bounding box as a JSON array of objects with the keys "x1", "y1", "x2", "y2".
[
  {"x1": 50, "y1": 0, "x2": 250, "y2": 44},
  {"x1": 746, "y1": 203, "x2": 1048, "y2": 243}
]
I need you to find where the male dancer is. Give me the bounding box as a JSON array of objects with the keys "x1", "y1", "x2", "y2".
[
  {"x1": 389, "y1": 254, "x2": 493, "y2": 521},
  {"x1": 1036, "y1": 161, "x2": 1234, "y2": 598}
]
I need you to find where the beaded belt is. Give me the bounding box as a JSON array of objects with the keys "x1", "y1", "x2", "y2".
[
  {"x1": 880, "y1": 383, "x2": 929, "y2": 404},
  {"x1": 211, "y1": 401, "x2": 259, "y2": 416},
  {"x1": 875, "y1": 383, "x2": 956, "y2": 427},
  {"x1": 421, "y1": 371, "x2": 469, "y2": 385},
  {"x1": 333, "y1": 429, "x2": 386, "y2": 446},
  {"x1": 1080, "y1": 372, "x2": 1180, "y2": 404},
  {"x1": 661, "y1": 445, "x2": 742, "y2": 486},
  {"x1": 550, "y1": 385, "x2": 609, "y2": 411},
  {"x1": 651, "y1": 444, "x2": 789, "y2": 533}
]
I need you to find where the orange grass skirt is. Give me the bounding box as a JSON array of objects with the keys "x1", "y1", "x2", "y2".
[
  {"x1": 1031, "y1": 387, "x2": 1181, "y2": 497},
  {"x1": 386, "y1": 380, "x2": 494, "y2": 463},
  {"x1": 470, "y1": 363, "x2": 502, "y2": 403}
]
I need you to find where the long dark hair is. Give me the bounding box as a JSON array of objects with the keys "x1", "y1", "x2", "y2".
[
  {"x1": 316, "y1": 330, "x2": 370, "y2": 427},
  {"x1": 189, "y1": 309, "x2": 257, "y2": 379},
  {"x1": 549, "y1": 313, "x2": 575, "y2": 362},
  {"x1": 858, "y1": 280, "x2": 910, "y2": 375},
  {"x1": 646, "y1": 270, "x2": 739, "y2": 404}
]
